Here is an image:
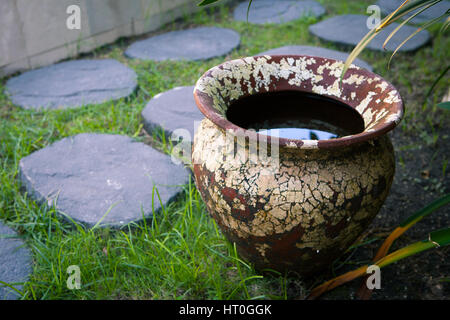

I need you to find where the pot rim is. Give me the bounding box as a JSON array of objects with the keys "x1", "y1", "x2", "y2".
[{"x1": 193, "y1": 54, "x2": 404, "y2": 150}]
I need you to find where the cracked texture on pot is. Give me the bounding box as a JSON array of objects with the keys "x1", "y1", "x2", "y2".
[
  {"x1": 193, "y1": 119, "x2": 395, "y2": 274},
  {"x1": 192, "y1": 55, "x2": 403, "y2": 275}
]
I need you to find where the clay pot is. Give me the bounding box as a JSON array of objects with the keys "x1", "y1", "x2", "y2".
[{"x1": 192, "y1": 55, "x2": 403, "y2": 275}]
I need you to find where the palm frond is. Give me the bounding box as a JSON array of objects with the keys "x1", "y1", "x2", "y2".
[{"x1": 341, "y1": 0, "x2": 446, "y2": 82}]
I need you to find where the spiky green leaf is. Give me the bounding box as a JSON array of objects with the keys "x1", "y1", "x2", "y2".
[
  {"x1": 400, "y1": 194, "x2": 450, "y2": 227},
  {"x1": 197, "y1": 0, "x2": 220, "y2": 6},
  {"x1": 437, "y1": 101, "x2": 450, "y2": 109}
]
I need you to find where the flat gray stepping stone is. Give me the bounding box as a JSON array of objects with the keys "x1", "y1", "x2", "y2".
[
  {"x1": 377, "y1": 0, "x2": 450, "y2": 24},
  {"x1": 309, "y1": 15, "x2": 430, "y2": 52},
  {"x1": 233, "y1": 0, "x2": 325, "y2": 24},
  {"x1": 258, "y1": 45, "x2": 373, "y2": 71},
  {"x1": 125, "y1": 27, "x2": 240, "y2": 61},
  {"x1": 19, "y1": 133, "x2": 190, "y2": 228},
  {"x1": 5, "y1": 59, "x2": 137, "y2": 110},
  {"x1": 0, "y1": 222, "x2": 32, "y2": 300},
  {"x1": 142, "y1": 86, "x2": 204, "y2": 143}
]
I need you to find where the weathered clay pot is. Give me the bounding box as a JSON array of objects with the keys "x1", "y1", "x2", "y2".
[{"x1": 192, "y1": 55, "x2": 403, "y2": 275}]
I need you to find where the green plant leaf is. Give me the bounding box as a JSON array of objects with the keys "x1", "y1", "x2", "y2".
[
  {"x1": 376, "y1": 228, "x2": 450, "y2": 269},
  {"x1": 387, "y1": 10, "x2": 450, "y2": 68},
  {"x1": 341, "y1": 0, "x2": 445, "y2": 82},
  {"x1": 197, "y1": 0, "x2": 221, "y2": 6},
  {"x1": 441, "y1": 16, "x2": 450, "y2": 32},
  {"x1": 382, "y1": 0, "x2": 441, "y2": 51},
  {"x1": 375, "y1": 0, "x2": 412, "y2": 31},
  {"x1": 400, "y1": 193, "x2": 450, "y2": 228},
  {"x1": 246, "y1": 0, "x2": 253, "y2": 22},
  {"x1": 340, "y1": 28, "x2": 381, "y2": 84},
  {"x1": 437, "y1": 101, "x2": 450, "y2": 110},
  {"x1": 377, "y1": 193, "x2": 450, "y2": 259},
  {"x1": 339, "y1": 0, "x2": 410, "y2": 83},
  {"x1": 307, "y1": 227, "x2": 450, "y2": 299},
  {"x1": 387, "y1": 0, "x2": 444, "y2": 24},
  {"x1": 424, "y1": 65, "x2": 449, "y2": 102},
  {"x1": 357, "y1": 194, "x2": 450, "y2": 299},
  {"x1": 430, "y1": 227, "x2": 450, "y2": 246},
  {"x1": 375, "y1": 237, "x2": 435, "y2": 268},
  {"x1": 0, "y1": 280, "x2": 24, "y2": 297}
]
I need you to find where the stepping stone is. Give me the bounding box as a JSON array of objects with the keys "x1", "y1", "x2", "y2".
[
  {"x1": 233, "y1": 0, "x2": 325, "y2": 24},
  {"x1": 125, "y1": 27, "x2": 240, "y2": 61},
  {"x1": 5, "y1": 59, "x2": 137, "y2": 110},
  {"x1": 19, "y1": 133, "x2": 190, "y2": 228},
  {"x1": 0, "y1": 222, "x2": 32, "y2": 300},
  {"x1": 142, "y1": 86, "x2": 204, "y2": 143},
  {"x1": 309, "y1": 15, "x2": 431, "y2": 52},
  {"x1": 258, "y1": 45, "x2": 373, "y2": 71},
  {"x1": 377, "y1": 0, "x2": 450, "y2": 25}
]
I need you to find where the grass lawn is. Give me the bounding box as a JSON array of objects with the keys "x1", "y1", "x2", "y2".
[{"x1": 0, "y1": 0, "x2": 448, "y2": 299}]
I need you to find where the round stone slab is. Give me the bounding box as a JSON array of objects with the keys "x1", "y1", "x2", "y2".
[
  {"x1": 258, "y1": 45, "x2": 373, "y2": 71},
  {"x1": 5, "y1": 59, "x2": 137, "y2": 110},
  {"x1": 19, "y1": 134, "x2": 190, "y2": 228},
  {"x1": 0, "y1": 222, "x2": 32, "y2": 300},
  {"x1": 233, "y1": 0, "x2": 325, "y2": 24},
  {"x1": 142, "y1": 86, "x2": 204, "y2": 143},
  {"x1": 309, "y1": 15, "x2": 431, "y2": 52},
  {"x1": 125, "y1": 27, "x2": 240, "y2": 61},
  {"x1": 377, "y1": 0, "x2": 450, "y2": 24}
]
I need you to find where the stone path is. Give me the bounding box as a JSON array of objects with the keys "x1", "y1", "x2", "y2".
[
  {"x1": 142, "y1": 86, "x2": 204, "y2": 143},
  {"x1": 258, "y1": 45, "x2": 373, "y2": 71},
  {"x1": 0, "y1": 222, "x2": 32, "y2": 300},
  {"x1": 5, "y1": 59, "x2": 137, "y2": 110},
  {"x1": 125, "y1": 27, "x2": 240, "y2": 61},
  {"x1": 309, "y1": 15, "x2": 431, "y2": 52},
  {"x1": 233, "y1": 0, "x2": 325, "y2": 24},
  {"x1": 377, "y1": 0, "x2": 450, "y2": 25},
  {"x1": 19, "y1": 133, "x2": 190, "y2": 228}
]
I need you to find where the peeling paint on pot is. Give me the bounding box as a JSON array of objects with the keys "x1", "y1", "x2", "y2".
[{"x1": 192, "y1": 55, "x2": 403, "y2": 275}]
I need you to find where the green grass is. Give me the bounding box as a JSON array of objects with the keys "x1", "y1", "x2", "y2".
[{"x1": 0, "y1": 0, "x2": 448, "y2": 299}]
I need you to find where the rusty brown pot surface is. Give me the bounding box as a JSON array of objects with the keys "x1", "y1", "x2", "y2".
[{"x1": 192, "y1": 55, "x2": 403, "y2": 275}]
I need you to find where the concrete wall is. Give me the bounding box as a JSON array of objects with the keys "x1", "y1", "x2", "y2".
[{"x1": 0, "y1": 0, "x2": 217, "y2": 78}]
